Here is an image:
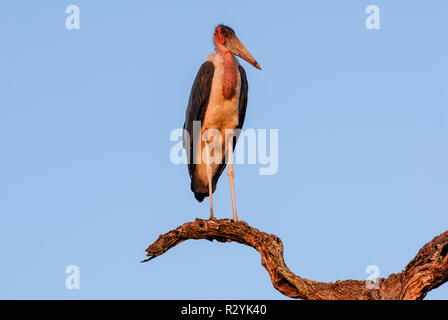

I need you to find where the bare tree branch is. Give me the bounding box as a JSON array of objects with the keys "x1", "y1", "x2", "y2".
[{"x1": 142, "y1": 218, "x2": 448, "y2": 300}]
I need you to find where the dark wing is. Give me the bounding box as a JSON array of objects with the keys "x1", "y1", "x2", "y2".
[
  {"x1": 211, "y1": 65, "x2": 249, "y2": 192},
  {"x1": 234, "y1": 65, "x2": 248, "y2": 145},
  {"x1": 182, "y1": 61, "x2": 215, "y2": 181}
]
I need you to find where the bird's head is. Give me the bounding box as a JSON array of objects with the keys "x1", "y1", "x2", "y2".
[{"x1": 214, "y1": 24, "x2": 261, "y2": 70}]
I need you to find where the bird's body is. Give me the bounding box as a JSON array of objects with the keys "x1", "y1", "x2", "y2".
[
  {"x1": 192, "y1": 53, "x2": 242, "y2": 196},
  {"x1": 183, "y1": 25, "x2": 261, "y2": 221}
]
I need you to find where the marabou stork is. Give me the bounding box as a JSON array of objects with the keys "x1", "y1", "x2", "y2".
[{"x1": 182, "y1": 24, "x2": 261, "y2": 221}]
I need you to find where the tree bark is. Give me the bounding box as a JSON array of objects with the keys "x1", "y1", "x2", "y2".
[{"x1": 142, "y1": 218, "x2": 448, "y2": 300}]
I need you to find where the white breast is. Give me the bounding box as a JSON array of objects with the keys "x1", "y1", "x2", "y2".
[{"x1": 203, "y1": 53, "x2": 241, "y2": 130}]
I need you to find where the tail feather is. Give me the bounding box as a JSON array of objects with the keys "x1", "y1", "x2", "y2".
[
  {"x1": 194, "y1": 192, "x2": 206, "y2": 202},
  {"x1": 190, "y1": 163, "x2": 224, "y2": 203}
]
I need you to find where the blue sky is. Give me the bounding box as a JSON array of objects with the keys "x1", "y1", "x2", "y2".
[{"x1": 1, "y1": 1, "x2": 447, "y2": 299}]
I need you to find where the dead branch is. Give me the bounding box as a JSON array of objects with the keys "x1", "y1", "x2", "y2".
[{"x1": 142, "y1": 218, "x2": 448, "y2": 300}]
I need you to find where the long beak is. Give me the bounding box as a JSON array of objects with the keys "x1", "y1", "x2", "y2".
[{"x1": 226, "y1": 36, "x2": 262, "y2": 70}]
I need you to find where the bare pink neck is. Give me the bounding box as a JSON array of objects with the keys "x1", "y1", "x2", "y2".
[{"x1": 215, "y1": 43, "x2": 237, "y2": 99}]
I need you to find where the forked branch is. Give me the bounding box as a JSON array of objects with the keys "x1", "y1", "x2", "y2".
[{"x1": 143, "y1": 218, "x2": 448, "y2": 300}]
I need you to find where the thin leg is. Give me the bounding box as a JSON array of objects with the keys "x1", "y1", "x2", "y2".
[
  {"x1": 226, "y1": 136, "x2": 238, "y2": 222},
  {"x1": 204, "y1": 138, "x2": 214, "y2": 219}
]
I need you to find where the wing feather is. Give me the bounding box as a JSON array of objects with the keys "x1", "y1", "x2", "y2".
[
  {"x1": 182, "y1": 62, "x2": 215, "y2": 201},
  {"x1": 182, "y1": 61, "x2": 215, "y2": 179},
  {"x1": 235, "y1": 65, "x2": 248, "y2": 142}
]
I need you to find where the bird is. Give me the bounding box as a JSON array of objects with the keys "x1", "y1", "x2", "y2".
[{"x1": 182, "y1": 24, "x2": 261, "y2": 222}]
